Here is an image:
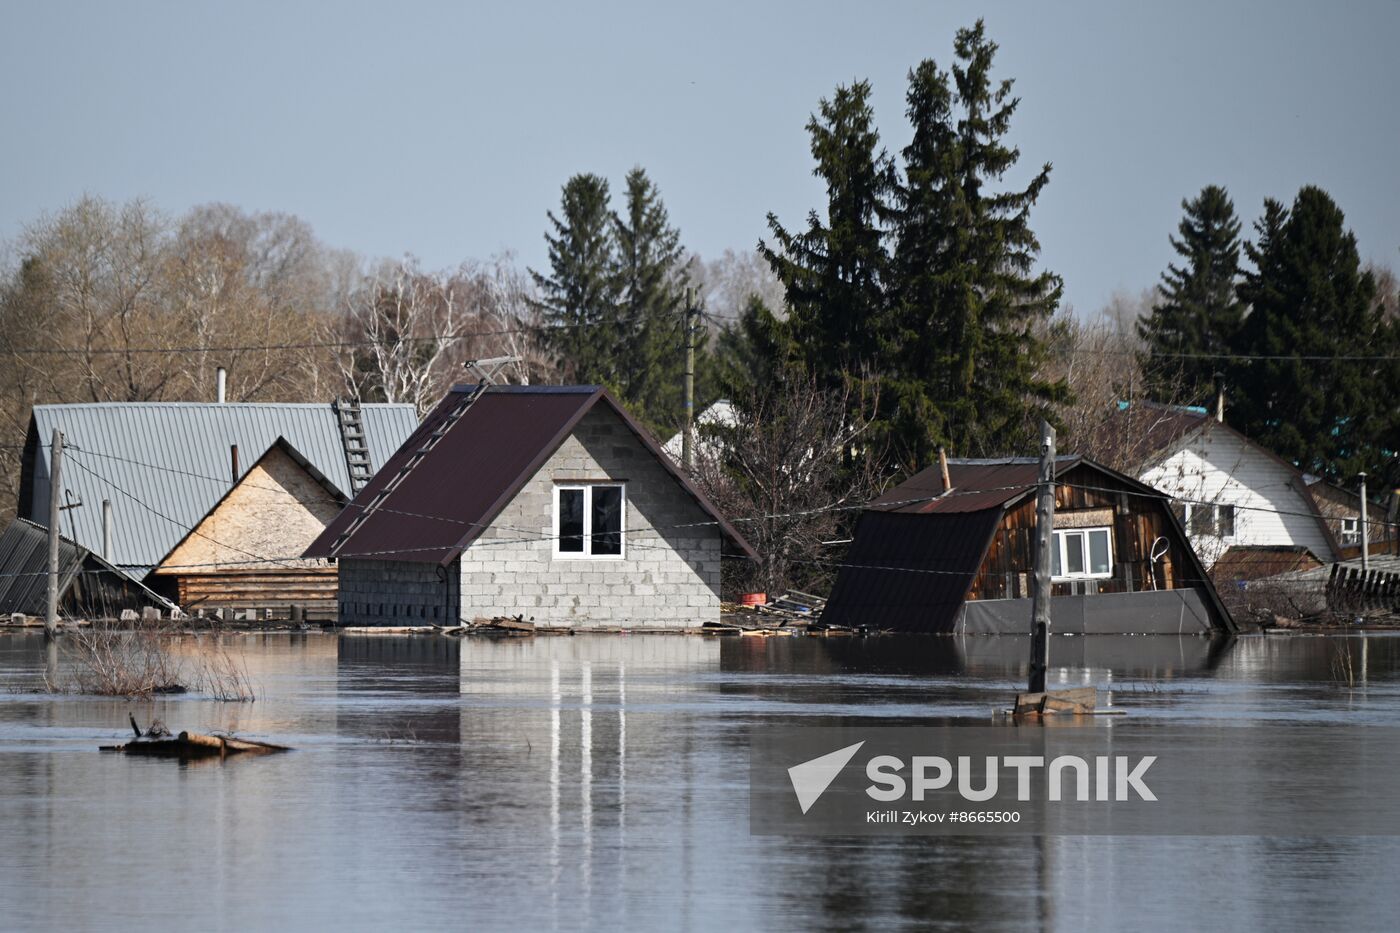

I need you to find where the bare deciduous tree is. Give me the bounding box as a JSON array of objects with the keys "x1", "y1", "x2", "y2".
[{"x1": 692, "y1": 374, "x2": 886, "y2": 596}]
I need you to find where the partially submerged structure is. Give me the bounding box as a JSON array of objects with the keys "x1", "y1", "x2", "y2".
[
  {"x1": 0, "y1": 518, "x2": 173, "y2": 618},
  {"x1": 18, "y1": 401, "x2": 418, "y2": 615},
  {"x1": 149, "y1": 438, "x2": 348, "y2": 615},
  {"x1": 306, "y1": 385, "x2": 755, "y2": 628},
  {"x1": 822, "y1": 456, "x2": 1236, "y2": 635}
]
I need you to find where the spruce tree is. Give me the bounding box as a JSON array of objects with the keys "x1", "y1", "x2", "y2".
[
  {"x1": 530, "y1": 174, "x2": 623, "y2": 387},
  {"x1": 1139, "y1": 185, "x2": 1244, "y2": 401},
  {"x1": 759, "y1": 80, "x2": 896, "y2": 388},
  {"x1": 884, "y1": 21, "x2": 1064, "y2": 467},
  {"x1": 613, "y1": 167, "x2": 692, "y2": 431},
  {"x1": 1231, "y1": 187, "x2": 1390, "y2": 482}
]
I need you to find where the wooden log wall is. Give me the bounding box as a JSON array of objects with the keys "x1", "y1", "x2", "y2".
[{"x1": 169, "y1": 569, "x2": 338, "y2": 611}]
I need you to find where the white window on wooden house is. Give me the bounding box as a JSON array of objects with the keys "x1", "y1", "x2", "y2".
[
  {"x1": 1341, "y1": 517, "x2": 1361, "y2": 545},
  {"x1": 554, "y1": 484, "x2": 626, "y2": 558},
  {"x1": 1051, "y1": 527, "x2": 1113, "y2": 581}
]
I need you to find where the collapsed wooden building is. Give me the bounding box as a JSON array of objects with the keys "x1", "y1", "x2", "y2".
[{"x1": 822, "y1": 456, "x2": 1237, "y2": 635}]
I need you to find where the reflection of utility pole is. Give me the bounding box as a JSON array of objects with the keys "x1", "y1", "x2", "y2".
[
  {"x1": 682, "y1": 290, "x2": 698, "y2": 472},
  {"x1": 1359, "y1": 472, "x2": 1369, "y2": 571},
  {"x1": 45, "y1": 429, "x2": 64, "y2": 639},
  {"x1": 1029, "y1": 421, "x2": 1055, "y2": 694}
]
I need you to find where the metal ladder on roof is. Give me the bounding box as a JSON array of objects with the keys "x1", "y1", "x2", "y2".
[
  {"x1": 328, "y1": 357, "x2": 521, "y2": 559},
  {"x1": 333, "y1": 398, "x2": 374, "y2": 496}
]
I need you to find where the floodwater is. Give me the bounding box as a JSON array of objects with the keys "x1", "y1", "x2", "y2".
[{"x1": 2, "y1": 630, "x2": 1399, "y2": 932}]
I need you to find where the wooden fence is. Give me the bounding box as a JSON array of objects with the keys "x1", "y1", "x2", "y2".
[{"x1": 1326, "y1": 564, "x2": 1400, "y2": 612}]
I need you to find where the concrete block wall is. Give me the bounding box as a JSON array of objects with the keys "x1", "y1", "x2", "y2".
[
  {"x1": 459, "y1": 405, "x2": 724, "y2": 628},
  {"x1": 337, "y1": 557, "x2": 459, "y2": 626}
]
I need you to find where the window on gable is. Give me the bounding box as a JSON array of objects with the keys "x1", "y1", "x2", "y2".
[
  {"x1": 555, "y1": 484, "x2": 626, "y2": 558},
  {"x1": 1052, "y1": 528, "x2": 1113, "y2": 581},
  {"x1": 1341, "y1": 517, "x2": 1360, "y2": 545},
  {"x1": 1185, "y1": 503, "x2": 1236, "y2": 538}
]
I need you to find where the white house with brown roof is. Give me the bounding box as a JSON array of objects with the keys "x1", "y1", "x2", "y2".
[
  {"x1": 305, "y1": 385, "x2": 755, "y2": 628},
  {"x1": 1106, "y1": 404, "x2": 1339, "y2": 570}
]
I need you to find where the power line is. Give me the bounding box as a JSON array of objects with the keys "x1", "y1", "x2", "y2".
[{"x1": 0, "y1": 327, "x2": 532, "y2": 357}]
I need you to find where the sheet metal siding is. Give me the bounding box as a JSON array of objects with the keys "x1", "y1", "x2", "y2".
[
  {"x1": 24, "y1": 403, "x2": 418, "y2": 573},
  {"x1": 0, "y1": 519, "x2": 85, "y2": 615},
  {"x1": 821, "y1": 508, "x2": 1005, "y2": 633}
]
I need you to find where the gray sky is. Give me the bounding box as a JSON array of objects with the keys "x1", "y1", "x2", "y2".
[{"x1": 2, "y1": 0, "x2": 1397, "y2": 314}]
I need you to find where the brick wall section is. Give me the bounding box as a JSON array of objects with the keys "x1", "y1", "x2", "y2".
[
  {"x1": 459, "y1": 406, "x2": 723, "y2": 628},
  {"x1": 337, "y1": 557, "x2": 460, "y2": 626}
]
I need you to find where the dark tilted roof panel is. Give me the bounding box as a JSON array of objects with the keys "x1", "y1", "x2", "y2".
[
  {"x1": 305, "y1": 385, "x2": 755, "y2": 565},
  {"x1": 821, "y1": 508, "x2": 1006, "y2": 633}
]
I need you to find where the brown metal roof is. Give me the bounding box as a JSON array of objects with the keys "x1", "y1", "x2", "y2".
[
  {"x1": 871, "y1": 456, "x2": 1084, "y2": 514},
  {"x1": 1089, "y1": 404, "x2": 1211, "y2": 472},
  {"x1": 304, "y1": 385, "x2": 755, "y2": 565},
  {"x1": 1212, "y1": 545, "x2": 1323, "y2": 582}
]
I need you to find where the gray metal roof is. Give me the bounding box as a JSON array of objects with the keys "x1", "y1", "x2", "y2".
[
  {"x1": 22, "y1": 402, "x2": 418, "y2": 575},
  {"x1": 0, "y1": 518, "x2": 173, "y2": 616},
  {"x1": 0, "y1": 518, "x2": 87, "y2": 615}
]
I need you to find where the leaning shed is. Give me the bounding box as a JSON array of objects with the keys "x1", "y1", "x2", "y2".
[
  {"x1": 822, "y1": 457, "x2": 1236, "y2": 635},
  {"x1": 305, "y1": 385, "x2": 755, "y2": 628},
  {"x1": 0, "y1": 519, "x2": 174, "y2": 618},
  {"x1": 148, "y1": 438, "x2": 348, "y2": 617}
]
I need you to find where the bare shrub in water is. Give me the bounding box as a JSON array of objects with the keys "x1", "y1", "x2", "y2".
[
  {"x1": 193, "y1": 638, "x2": 256, "y2": 702},
  {"x1": 48, "y1": 618, "x2": 186, "y2": 698},
  {"x1": 46, "y1": 622, "x2": 257, "y2": 701}
]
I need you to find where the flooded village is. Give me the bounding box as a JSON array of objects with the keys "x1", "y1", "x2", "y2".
[{"x1": 4, "y1": 4, "x2": 1400, "y2": 931}]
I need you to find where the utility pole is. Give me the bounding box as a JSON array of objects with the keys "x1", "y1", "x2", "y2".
[
  {"x1": 1359, "y1": 472, "x2": 1369, "y2": 572},
  {"x1": 682, "y1": 289, "x2": 697, "y2": 472},
  {"x1": 45, "y1": 429, "x2": 64, "y2": 639},
  {"x1": 1028, "y1": 420, "x2": 1055, "y2": 694}
]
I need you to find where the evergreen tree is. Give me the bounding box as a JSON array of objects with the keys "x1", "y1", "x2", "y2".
[
  {"x1": 759, "y1": 80, "x2": 896, "y2": 388},
  {"x1": 1231, "y1": 187, "x2": 1392, "y2": 482},
  {"x1": 713, "y1": 295, "x2": 801, "y2": 401},
  {"x1": 613, "y1": 167, "x2": 693, "y2": 431},
  {"x1": 883, "y1": 21, "x2": 1064, "y2": 468},
  {"x1": 1138, "y1": 185, "x2": 1244, "y2": 401},
  {"x1": 530, "y1": 174, "x2": 623, "y2": 387}
]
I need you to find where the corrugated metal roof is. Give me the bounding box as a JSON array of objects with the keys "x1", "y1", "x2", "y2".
[
  {"x1": 821, "y1": 509, "x2": 1006, "y2": 633},
  {"x1": 306, "y1": 385, "x2": 756, "y2": 564},
  {"x1": 0, "y1": 519, "x2": 87, "y2": 615},
  {"x1": 871, "y1": 456, "x2": 1084, "y2": 514},
  {"x1": 22, "y1": 402, "x2": 418, "y2": 575}
]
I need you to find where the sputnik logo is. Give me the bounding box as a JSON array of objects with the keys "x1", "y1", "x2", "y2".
[{"x1": 788, "y1": 741, "x2": 865, "y2": 814}]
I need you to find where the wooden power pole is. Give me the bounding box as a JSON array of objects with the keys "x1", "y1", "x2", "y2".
[
  {"x1": 682, "y1": 291, "x2": 697, "y2": 472},
  {"x1": 45, "y1": 428, "x2": 64, "y2": 639},
  {"x1": 1028, "y1": 420, "x2": 1055, "y2": 694}
]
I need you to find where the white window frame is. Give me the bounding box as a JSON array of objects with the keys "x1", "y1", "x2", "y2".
[
  {"x1": 1184, "y1": 502, "x2": 1237, "y2": 539},
  {"x1": 1341, "y1": 517, "x2": 1361, "y2": 545},
  {"x1": 1052, "y1": 527, "x2": 1113, "y2": 582},
  {"x1": 552, "y1": 483, "x2": 627, "y2": 560}
]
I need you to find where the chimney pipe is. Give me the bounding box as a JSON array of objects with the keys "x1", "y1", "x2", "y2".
[
  {"x1": 230, "y1": 444, "x2": 239, "y2": 484},
  {"x1": 1214, "y1": 373, "x2": 1225, "y2": 424},
  {"x1": 101, "y1": 499, "x2": 113, "y2": 563},
  {"x1": 938, "y1": 446, "x2": 952, "y2": 494},
  {"x1": 216, "y1": 367, "x2": 227, "y2": 404}
]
